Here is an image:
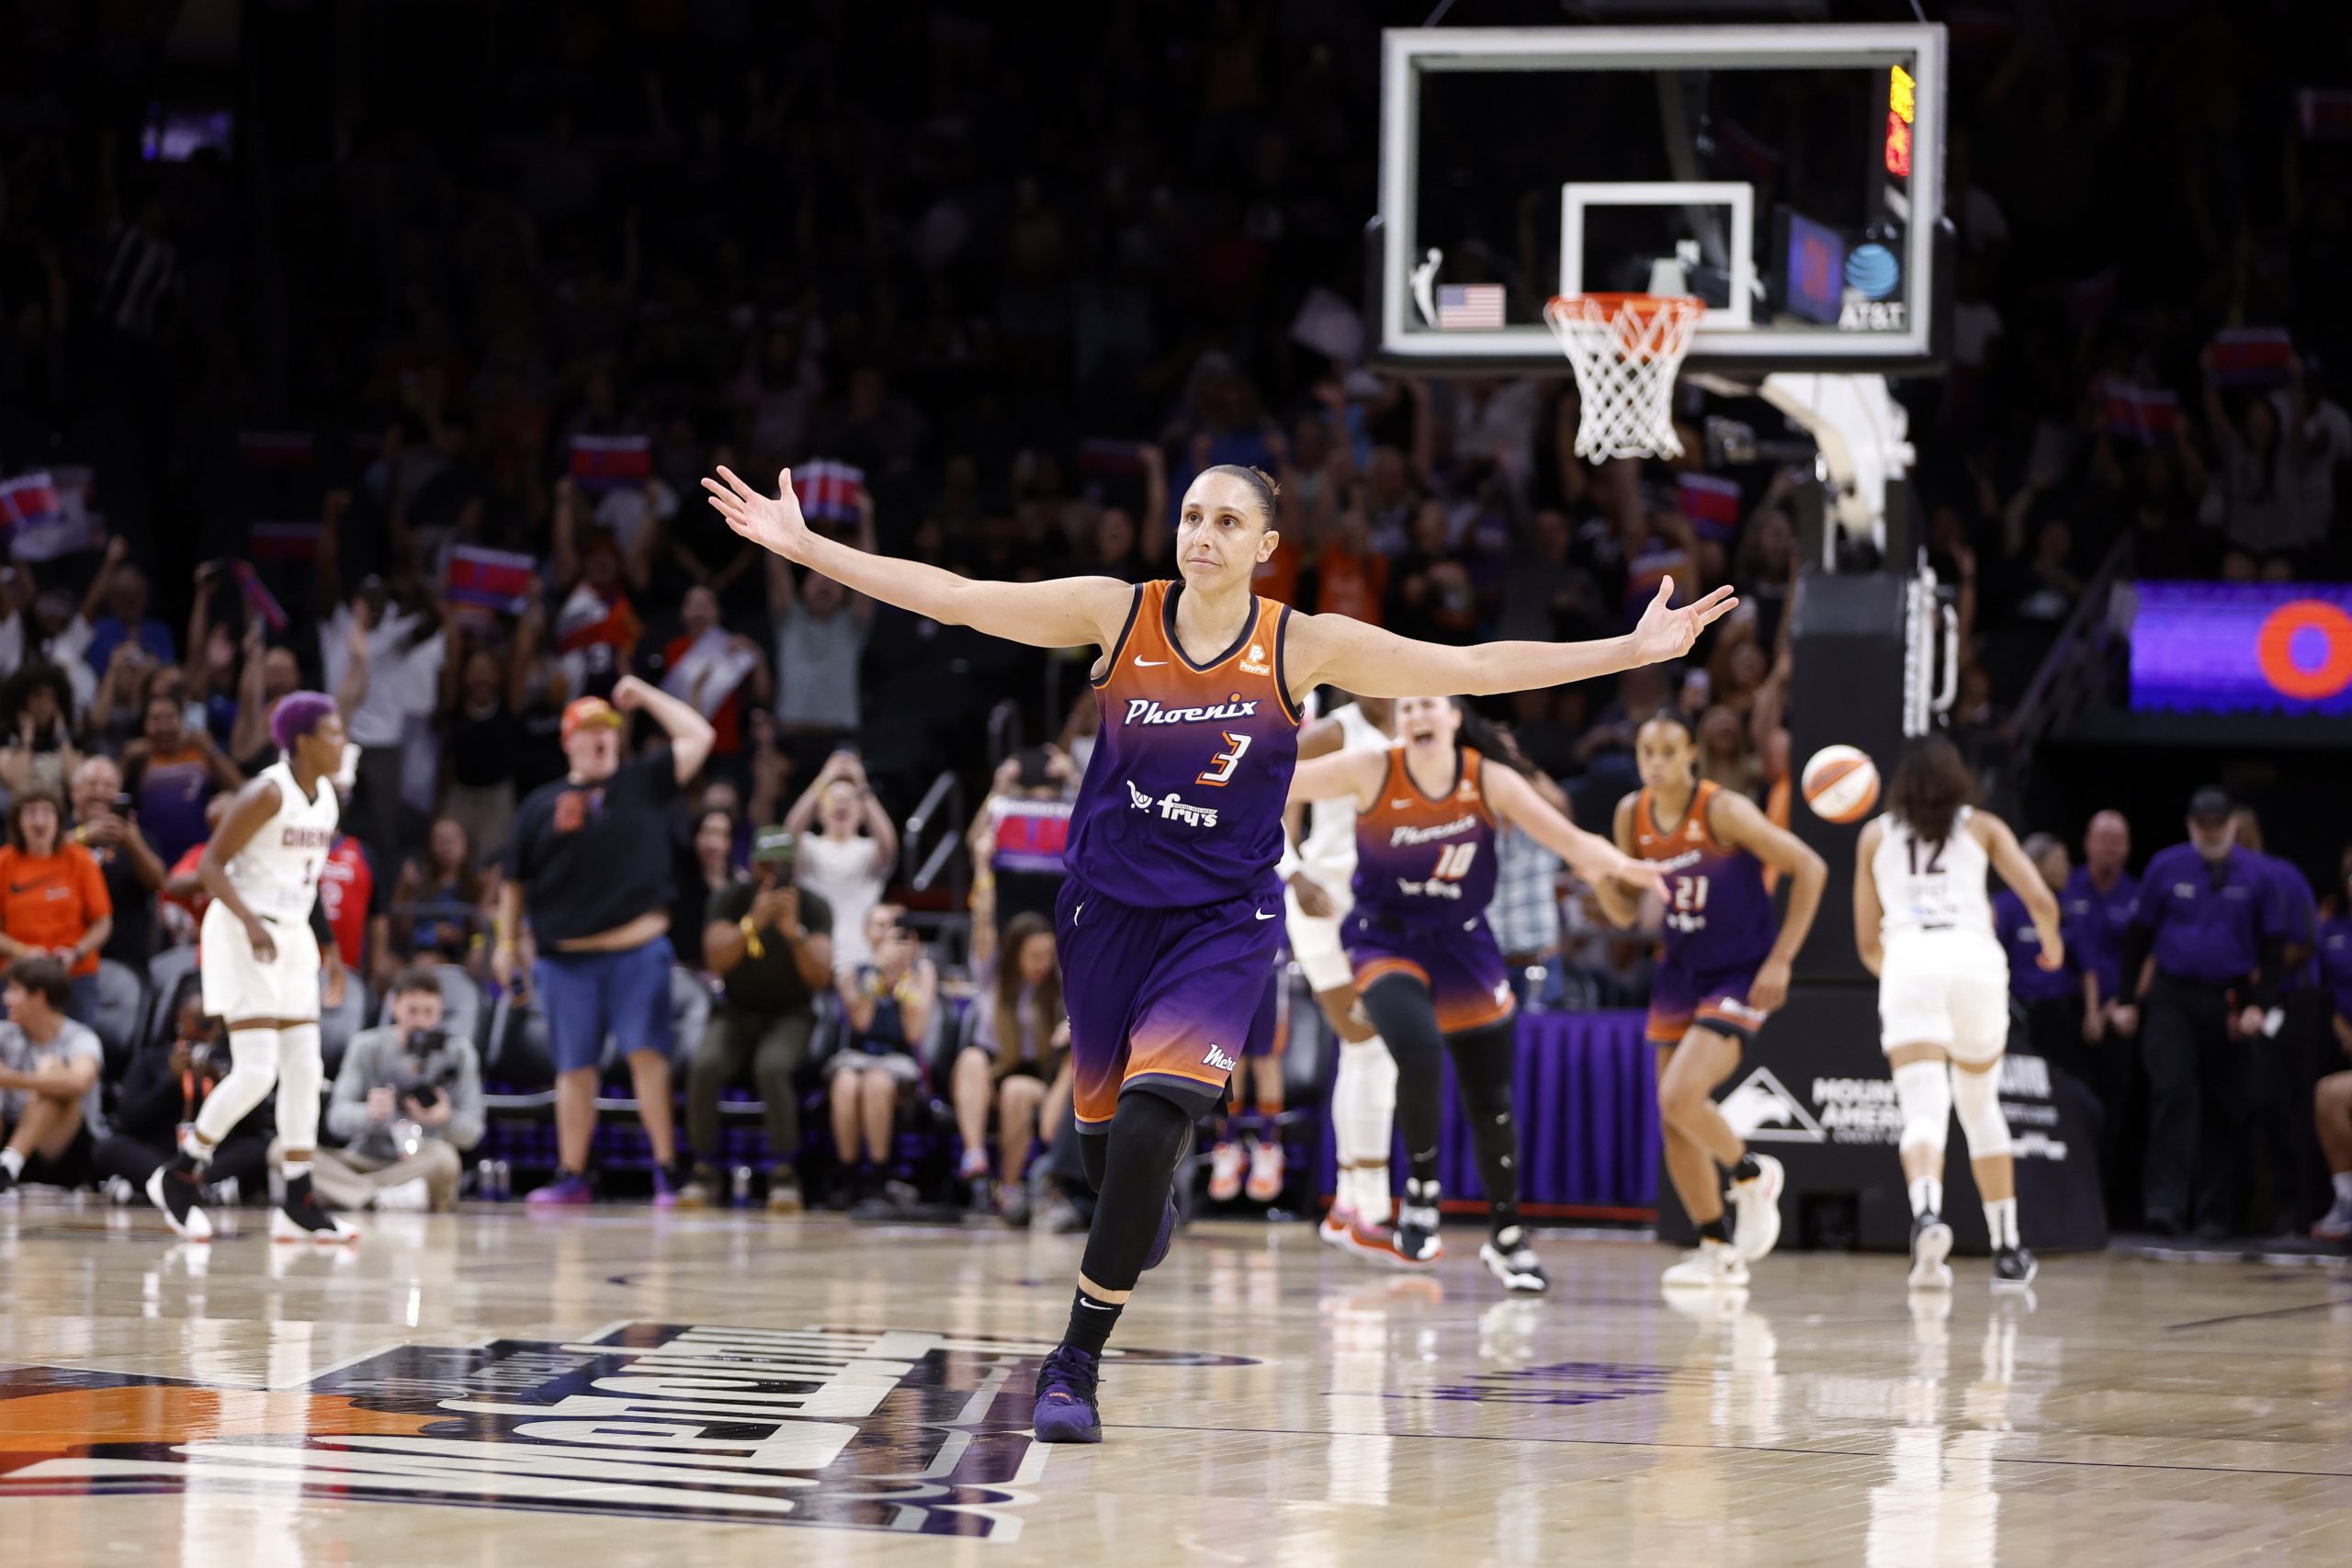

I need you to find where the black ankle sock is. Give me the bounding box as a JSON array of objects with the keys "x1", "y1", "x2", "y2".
[
  {"x1": 1064, "y1": 1288, "x2": 1123, "y2": 1356},
  {"x1": 1408, "y1": 1150, "x2": 1440, "y2": 1190},
  {"x1": 285, "y1": 1171, "x2": 314, "y2": 1205},
  {"x1": 1487, "y1": 1201, "x2": 1521, "y2": 1239},
  {"x1": 1699, "y1": 1216, "x2": 1730, "y2": 1244},
  {"x1": 1729, "y1": 1153, "x2": 1761, "y2": 1184},
  {"x1": 169, "y1": 1147, "x2": 204, "y2": 1178}
]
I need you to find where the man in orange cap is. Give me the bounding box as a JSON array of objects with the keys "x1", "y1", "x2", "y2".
[{"x1": 495, "y1": 676, "x2": 715, "y2": 1205}]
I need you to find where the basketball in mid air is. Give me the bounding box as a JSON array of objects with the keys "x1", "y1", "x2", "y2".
[{"x1": 1801, "y1": 744, "x2": 1880, "y2": 824}]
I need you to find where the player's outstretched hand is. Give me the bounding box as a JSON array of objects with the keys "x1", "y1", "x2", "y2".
[
  {"x1": 703, "y1": 466, "x2": 812, "y2": 562},
  {"x1": 1630, "y1": 575, "x2": 1738, "y2": 664}
]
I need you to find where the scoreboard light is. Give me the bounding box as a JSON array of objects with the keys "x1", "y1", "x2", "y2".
[
  {"x1": 1884, "y1": 112, "x2": 1911, "y2": 177},
  {"x1": 1889, "y1": 64, "x2": 1916, "y2": 126}
]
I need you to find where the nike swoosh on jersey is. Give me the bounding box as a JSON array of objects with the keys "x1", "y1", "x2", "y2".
[
  {"x1": 1254, "y1": 908, "x2": 1276, "y2": 920},
  {"x1": 1132, "y1": 657, "x2": 1167, "y2": 666}
]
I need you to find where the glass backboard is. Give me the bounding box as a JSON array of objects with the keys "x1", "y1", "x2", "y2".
[{"x1": 1374, "y1": 24, "x2": 1948, "y2": 375}]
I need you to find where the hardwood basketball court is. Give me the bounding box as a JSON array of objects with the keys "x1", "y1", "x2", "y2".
[{"x1": 4, "y1": 1199, "x2": 2347, "y2": 1566}]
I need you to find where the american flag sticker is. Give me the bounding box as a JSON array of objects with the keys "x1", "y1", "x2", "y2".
[{"x1": 1435, "y1": 284, "x2": 1505, "y2": 330}]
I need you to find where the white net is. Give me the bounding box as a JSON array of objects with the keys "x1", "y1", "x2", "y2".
[{"x1": 1544, "y1": 294, "x2": 1704, "y2": 462}]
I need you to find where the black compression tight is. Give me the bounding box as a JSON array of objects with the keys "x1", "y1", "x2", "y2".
[
  {"x1": 1076, "y1": 1086, "x2": 1196, "y2": 1293},
  {"x1": 1359, "y1": 975, "x2": 1521, "y2": 1235}
]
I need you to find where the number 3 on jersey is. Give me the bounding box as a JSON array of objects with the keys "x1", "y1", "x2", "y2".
[{"x1": 1196, "y1": 731, "x2": 1250, "y2": 786}]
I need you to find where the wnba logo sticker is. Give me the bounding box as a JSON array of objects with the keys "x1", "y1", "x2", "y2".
[{"x1": 0, "y1": 1322, "x2": 1258, "y2": 1537}]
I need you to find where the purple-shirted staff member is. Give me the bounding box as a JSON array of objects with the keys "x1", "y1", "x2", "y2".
[
  {"x1": 493, "y1": 677, "x2": 714, "y2": 1207},
  {"x1": 703, "y1": 459, "x2": 1736, "y2": 1445},
  {"x1": 2111, "y1": 786, "x2": 2291, "y2": 1239}
]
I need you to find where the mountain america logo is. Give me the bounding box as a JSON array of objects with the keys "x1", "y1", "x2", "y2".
[
  {"x1": 1717, "y1": 1066, "x2": 1827, "y2": 1145},
  {"x1": 0, "y1": 1321, "x2": 1256, "y2": 1538}
]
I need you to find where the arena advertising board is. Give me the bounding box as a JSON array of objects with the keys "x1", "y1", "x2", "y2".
[{"x1": 2129, "y1": 581, "x2": 2352, "y2": 716}]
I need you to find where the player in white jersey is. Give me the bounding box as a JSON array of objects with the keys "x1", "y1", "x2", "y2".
[
  {"x1": 1853, "y1": 736, "x2": 2060, "y2": 1295},
  {"x1": 148, "y1": 693, "x2": 356, "y2": 1246},
  {"x1": 1272, "y1": 694, "x2": 1399, "y2": 1256}
]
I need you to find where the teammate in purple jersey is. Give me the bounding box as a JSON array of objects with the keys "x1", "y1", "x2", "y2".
[
  {"x1": 705, "y1": 461, "x2": 1736, "y2": 1444},
  {"x1": 1290, "y1": 697, "x2": 1666, "y2": 1293},
  {"x1": 1599, "y1": 711, "x2": 1825, "y2": 1292}
]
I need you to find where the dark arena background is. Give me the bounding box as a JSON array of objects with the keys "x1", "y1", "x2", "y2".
[{"x1": 1, "y1": 3, "x2": 2349, "y2": 1564}]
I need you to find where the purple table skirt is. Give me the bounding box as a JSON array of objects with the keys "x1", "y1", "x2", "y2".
[{"x1": 1311, "y1": 1009, "x2": 1660, "y2": 1215}]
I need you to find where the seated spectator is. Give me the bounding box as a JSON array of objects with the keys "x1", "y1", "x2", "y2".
[
  {"x1": 680, "y1": 828, "x2": 834, "y2": 1212},
  {"x1": 91, "y1": 983, "x2": 270, "y2": 1203},
  {"x1": 827, "y1": 903, "x2": 934, "y2": 1205},
  {"x1": 68, "y1": 756, "x2": 165, "y2": 970},
  {"x1": 0, "y1": 790, "x2": 113, "y2": 1025},
  {"x1": 310, "y1": 968, "x2": 484, "y2": 1212},
  {"x1": 787, "y1": 749, "x2": 897, "y2": 970},
  {"x1": 0, "y1": 662, "x2": 85, "y2": 801},
  {"x1": 0, "y1": 957, "x2": 106, "y2": 1193},
  {"x1": 392, "y1": 818, "x2": 486, "y2": 970},
  {"x1": 673, "y1": 807, "x2": 740, "y2": 952},
  {"x1": 954, "y1": 911, "x2": 1070, "y2": 1223},
  {"x1": 122, "y1": 689, "x2": 243, "y2": 870}
]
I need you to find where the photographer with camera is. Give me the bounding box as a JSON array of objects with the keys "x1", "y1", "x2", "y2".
[
  {"x1": 90, "y1": 982, "x2": 270, "y2": 1201},
  {"x1": 308, "y1": 968, "x2": 484, "y2": 1212},
  {"x1": 678, "y1": 828, "x2": 834, "y2": 1212}
]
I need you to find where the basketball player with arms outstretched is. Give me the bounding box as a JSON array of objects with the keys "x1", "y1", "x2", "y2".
[
  {"x1": 1275, "y1": 694, "x2": 1399, "y2": 1253},
  {"x1": 1290, "y1": 696, "x2": 1666, "y2": 1292},
  {"x1": 1855, "y1": 735, "x2": 2060, "y2": 1293},
  {"x1": 705, "y1": 462, "x2": 1734, "y2": 1443},
  {"x1": 148, "y1": 693, "x2": 356, "y2": 1246},
  {"x1": 1597, "y1": 711, "x2": 1826, "y2": 1292}
]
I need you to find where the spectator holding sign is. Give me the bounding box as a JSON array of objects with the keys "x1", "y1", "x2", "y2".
[{"x1": 661, "y1": 584, "x2": 770, "y2": 782}]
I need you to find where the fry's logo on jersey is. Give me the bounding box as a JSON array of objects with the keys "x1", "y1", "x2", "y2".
[
  {"x1": 1388, "y1": 815, "x2": 1479, "y2": 847},
  {"x1": 0, "y1": 1322, "x2": 1256, "y2": 1538},
  {"x1": 1123, "y1": 696, "x2": 1260, "y2": 727},
  {"x1": 278, "y1": 827, "x2": 334, "y2": 850},
  {"x1": 1393, "y1": 877, "x2": 1466, "y2": 900},
  {"x1": 1127, "y1": 780, "x2": 1218, "y2": 829}
]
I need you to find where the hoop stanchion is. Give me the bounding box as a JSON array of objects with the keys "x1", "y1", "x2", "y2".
[{"x1": 1544, "y1": 293, "x2": 1704, "y2": 461}]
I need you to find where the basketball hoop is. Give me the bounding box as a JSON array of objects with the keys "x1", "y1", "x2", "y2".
[{"x1": 1544, "y1": 293, "x2": 1704, "y2": 462}]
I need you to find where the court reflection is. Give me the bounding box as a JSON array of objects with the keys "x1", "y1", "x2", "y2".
[{"x1": 1862, "y1": 1294, "x2": 2030, "y2": 1568}]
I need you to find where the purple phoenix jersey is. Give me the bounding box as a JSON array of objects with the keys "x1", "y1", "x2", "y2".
[
  {"x1": 1344, "y1": 746, "x2": 1514, "y2": 1034},
  {"x1": 1065, "y1": 581, "x2": 1301, "y2": 910},
  {"x1": 1634, "y1": 779, "x2": 1778, "y2": 1045},
  {"x1": 1056, "y1": 581, "x2": 1302, "y2": 1126}
]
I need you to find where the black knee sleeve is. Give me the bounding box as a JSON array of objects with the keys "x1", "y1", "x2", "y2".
[
  {"x1": 1080, "y1": 1128, "x2": 1109, "y2": 1193},
  {"x1": 1447, "y1": 1021, "x2": 1521, "y2": 1226},
  {"x1": 1359, "y1": 976, "x2": 1448, "y2": 1169},
  {"x1": 1077, "y1": 1086, "x2": 1196, "y2": 1292}
]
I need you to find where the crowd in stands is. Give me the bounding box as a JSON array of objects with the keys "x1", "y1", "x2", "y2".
[{"x1": 0, "y1": 5, "x2": 2349, "y2": 1234}]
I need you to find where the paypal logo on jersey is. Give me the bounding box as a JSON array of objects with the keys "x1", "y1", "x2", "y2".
[{"x1": 1844, "y1": 243, "x2": 1900, "y2": 301}]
